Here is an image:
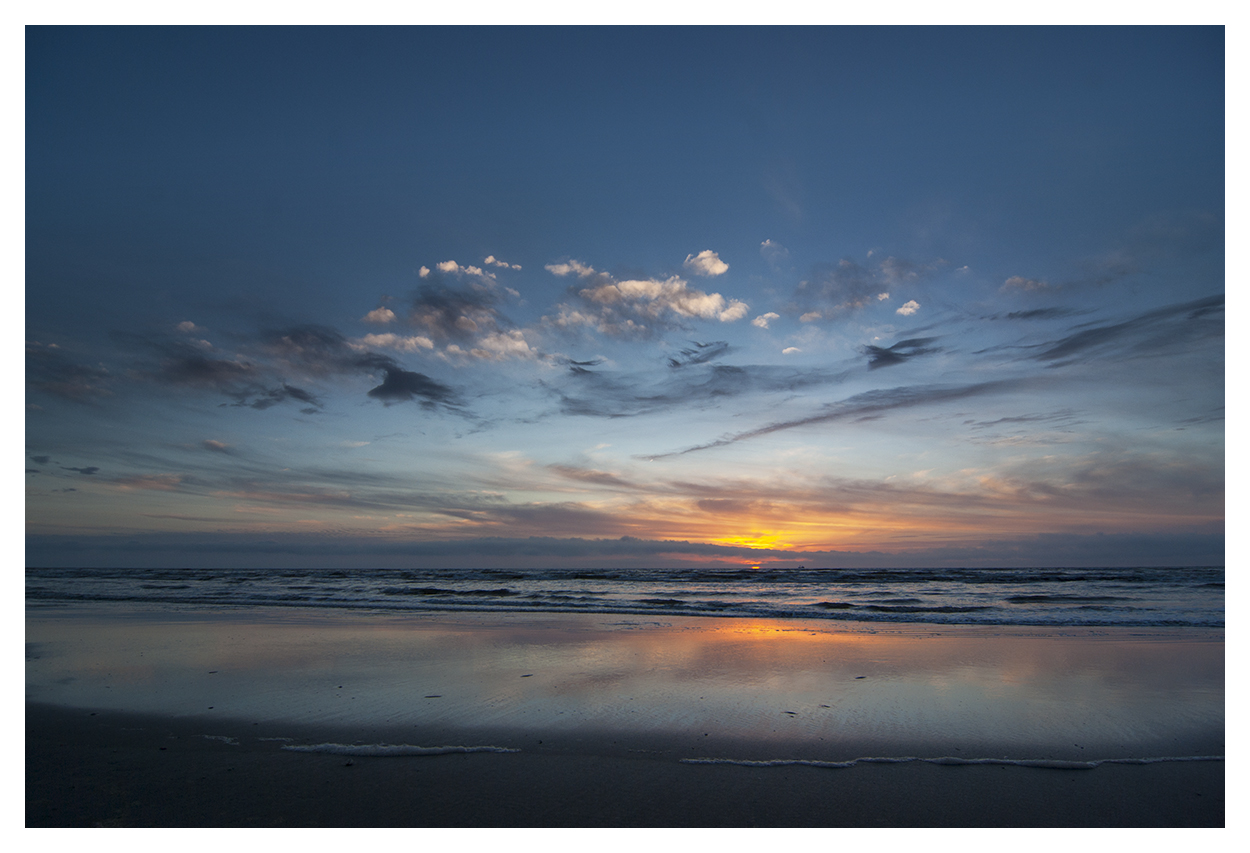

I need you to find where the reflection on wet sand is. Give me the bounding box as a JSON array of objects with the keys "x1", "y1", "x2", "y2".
[{"x1": 26, "y1": 608, "x2": 1223, "y2": 762}]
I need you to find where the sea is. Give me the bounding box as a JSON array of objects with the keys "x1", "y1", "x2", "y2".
[{"x1": 24, "y1": 564, "x2": 1224, "y2": 628}]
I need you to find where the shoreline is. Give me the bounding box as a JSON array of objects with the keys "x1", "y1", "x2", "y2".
[{"x1": 26, "y1": 702, "x2": 1225, "y2": 827}]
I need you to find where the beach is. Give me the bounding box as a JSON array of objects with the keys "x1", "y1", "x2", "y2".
[{"x1": 26, "y1": 606, "x2": 1224, "y2": 827}]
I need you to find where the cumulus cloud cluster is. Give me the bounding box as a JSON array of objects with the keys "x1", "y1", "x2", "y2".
[
  {"x1": 545, "y1": 255, "x2": 747, "y2": 338},
  {"x1": 359, "y1": 258, "x2": 538, "y2": 362}
]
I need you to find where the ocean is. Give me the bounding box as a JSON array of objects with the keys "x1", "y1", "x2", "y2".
[{"x1": 25, "y1": 564, "x2": 1223, "y2": 628}]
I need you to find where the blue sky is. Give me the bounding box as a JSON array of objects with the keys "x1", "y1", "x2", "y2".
[{"x1": 25, "y1": 26, "x2": 1224, "y2": 568}]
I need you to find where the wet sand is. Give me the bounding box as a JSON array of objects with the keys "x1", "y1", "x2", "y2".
[
  {"x1": 26, "y1": 607, "x2": 1225, "y2": 826},
  {"x1": 25, "y1": 703, "x2": 1224, "y2": 827}
]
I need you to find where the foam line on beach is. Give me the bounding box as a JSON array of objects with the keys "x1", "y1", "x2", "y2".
[
  {"x1": 681, "y1": 755, "x2": 1225, "y2": 770},
  {"x1": 281, "y1": 742, "x2": 520, "y2": 756}
]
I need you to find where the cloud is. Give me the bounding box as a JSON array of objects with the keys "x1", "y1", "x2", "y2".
[
  {"x1": 649, "y1": 380, "x2": 1019, "y2": 458},
  {"x1": 406, "y1": 281, "x2": 510, "y2": 343},
  {"x1": 1003, "y1": 308, "x2": 1081, "y2": 321},
  {"x1": 548, "y1": 362, "x2": 852, "y2": 419},
  {"x1": 366, "y1": 366, "x2": 459, "y2": 408},
  {"x1": 26, "y1": 341, "x2": 111, "y2": 402},
  {"x1": 362, "y1": 307, "x2": 396, "y2": 324},
  {"x1": 61, "y1": 466, "x2": 99, "y2": 475},
  {"x1": 484, "y1": 255, "x2": 521, "y2": 270},
  {"x1": 896, "y1": 300, "x2": 920, "y2": 316},
  {"x1": 203, "y1": 440, "x2": 231, "y2": 452},
  {"x1": 683, "y1": 250, "x2": 729, "y2": 277},
  {"x1": 667, "y1": 341, "x2": 730, "y2": 369},
  {"x1": 799, "y1": 312, "x2": 821, "y2": 323},
  {"x1": 125, "y1": 324, "x2": 465, "y2": 413},
  {"x1": 545, "y1": 259, "x2": 599, "y2": 278},
  {"x1": 1031, "y1": 294, "x2": 1223, "y2": 366},
  {"x1": 553, "y1": 270, "x2": 749, "y2": 338},
  {"x1": 1001, "y1": 275, "x2": 1049, "y2": 292},
  {"x1": 25, "y1": 530, "x2": 1223, "y2": 570},
  {"x1": 432, "y1": 259, "x2": 496, "y2": 280},
  {"x1": 796, "y1": 256, "x2": 940, "y2": 318},
  {"x1": 177, "y1": 321, "x2": 200, "y2": 333},
  {"x1": 357, "y1": 332, "x2": 435, "y2": 352},
  {"x1": 30, "y1": 456, "x2": 51, "y2": 465},
  {"x1": 752, "y1": 312, "x2": 780, "y2": 329},
  {"x1": 782, "y1": 347, "x2": 801, "y2": 354},
  {"x1": 461, "y1": 329, "x2": 536, "y2": 361},
  {"x1": 862, "y1": 337, "x2": 941, "y2": 369},
  {"x1": 114, "y1": 474, "x2": 183, "y2": 491}
]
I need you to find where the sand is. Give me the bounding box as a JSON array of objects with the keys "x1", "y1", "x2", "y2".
[{"x1": 25, "y1": 607, "x2": 1225, "y2": 827}]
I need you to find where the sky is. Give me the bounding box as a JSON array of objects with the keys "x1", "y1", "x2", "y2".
[{"x1": 24, "y1": 26, "x2": 1225, "y2": 569}]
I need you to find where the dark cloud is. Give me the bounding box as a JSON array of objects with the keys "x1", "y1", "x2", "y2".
[
  {"x1": 668, "y1": 341, "x2": 730, "y2": 368},
  {"x1": 1033, "y1": 294, "x2": 1223, "y2": 365},
  {"x1": 408, "y1": 281, "x2": 508, "y2": 342},
  {"x1": 126, "y1": 325, "x2": 464, "y2": 413},
  {"x1": 862, "y1": 337, "x2": 941, "y2": 369},
  {"x1": 549, "y1": 363, "x2": 853, "y2": 419},
  {"x1": 797, "y1": 259, "x2": 879, "y2": 315},
  {"x1": 795, "y1": 256, "x2": 942, "y2": 319},
  {"x1": 367, "y1": 367, "x2": 459, "y2": 408},
  {"x1": 30, "y1": 456, "x2": 51, "y2": 465},
  {"x1": 61, "y1": 466, "x2": 99, "y2": 475},
  {"x1": 649, "y1": 380, "x2": 1019, "y2": 458},
  {"x1": 1003, "y1": 308, "x2": 1082, "y2": 321},
  {"x1": 546, "y1": 464, "x2": 643, "y2": 490},
  {"x1": 26, "y1": 342, "x2": 111, "y2": 401}
]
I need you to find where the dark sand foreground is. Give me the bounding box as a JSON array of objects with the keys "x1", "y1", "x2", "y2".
[{"x1": 27, "y1": 702, "x2": 1223, "y2": 827}]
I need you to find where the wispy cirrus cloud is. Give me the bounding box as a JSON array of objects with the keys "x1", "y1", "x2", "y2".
[{"x1": 647, "y1": 380, "x2": 1020, "y2": 458}]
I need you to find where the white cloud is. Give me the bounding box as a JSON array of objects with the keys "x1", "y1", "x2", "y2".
[
  {"x1": 580, "y1": 276, "x2": 747, "y2": 323},
  {"x1": 483, "y1": 255, "x2": 521, "y2": 270},
  {"x1": 177, "y1": 321, "x2": 199, "y2": 333},
  {"x1": 683, "y1": 249, "x2": 729, "y2": 277},
  {"x1": 752, "y1": 312, "x2": 780, "y2": 329},
  {"x1": 799, "y1": 311, "x2": 822, "y2": 323},
  {"x1": 469, "y1": 329, "x2": 536, "y2": 360},
  {"x1": 203, "y1": 439, "x2": 229, "y2": 452},
  {"x1": 358, "y1": 333, "x2": 435, "y2": 352},
  {"x1": 896, "y1": 300, "x2": 921, "y2": 316},
  {"x1": 782, "y1": 347, "x2": 801, "y2": 354},
  {"x1": 877, "y1": 293, "x2": 890, "y2": 301},
  {"x1": 718, "y1": 300, "x2": 749, "y2": 322},
  {"x1": 341, "y1": 440, "x2": 370, "y2": 448},
  {"x1": 428, "y1": 260, "x2": 497, "y2": 280},
  {"x1": 545, "y1": 259, "x2": 598, "y2": 278},
  {"x1": 1001, "y1": 275, "x2": 1049, "y2": 292},
  {"x1": 362, "y1": 307, "x2": 396, "y2": 324}
]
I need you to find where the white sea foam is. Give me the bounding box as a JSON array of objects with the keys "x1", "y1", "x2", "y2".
[
  {"x1": 281, "y1": 742, "x2": 519, "y2": 756},
  {"x1": 681, "y1": 754, "x2": 1224, "y2": 770},
  {"x1": 201, "y1": 735, "x2": 239, "y2": 745}
]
